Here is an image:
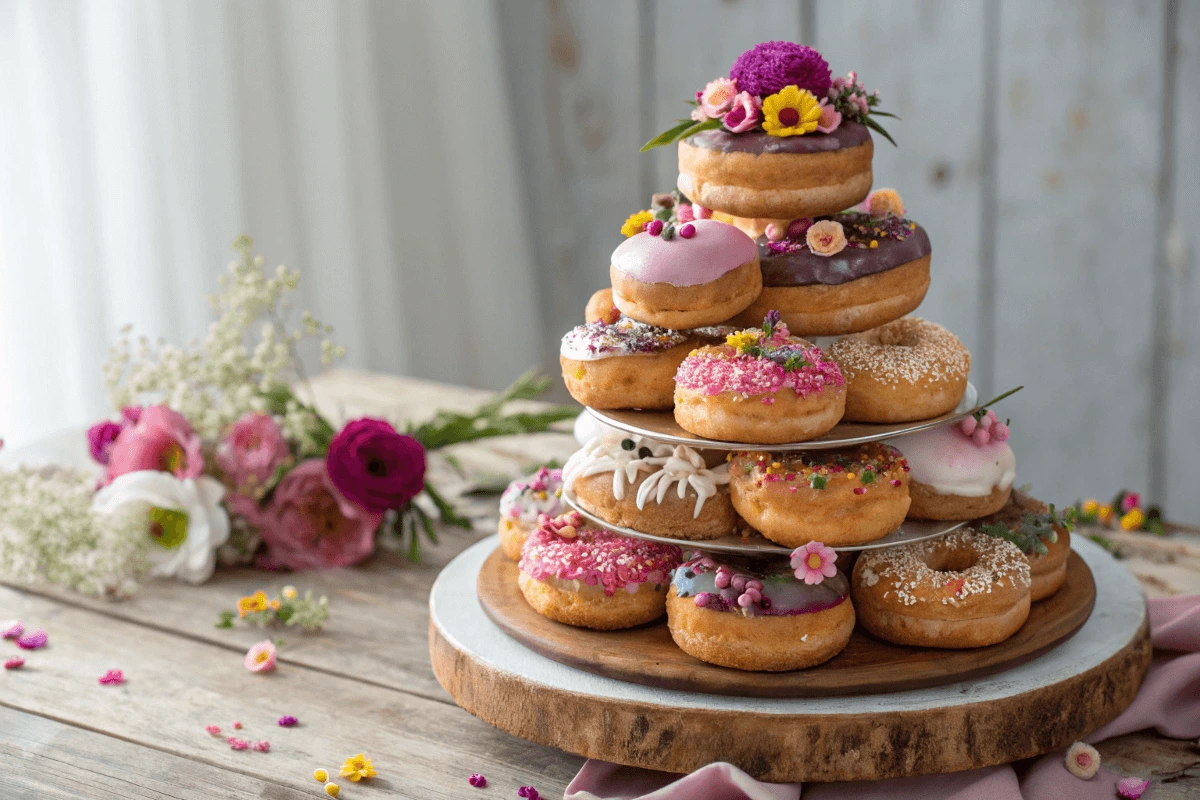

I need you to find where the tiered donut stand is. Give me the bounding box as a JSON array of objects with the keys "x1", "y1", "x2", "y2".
[{"x1": 430, "y1": 41, "x2": 1151, "y2": 783}]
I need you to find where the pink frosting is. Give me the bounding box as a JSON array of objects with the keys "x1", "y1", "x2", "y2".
[
  {"x1": 674, "y1": 346, "x2": 845, "y2": 400},
  {"x1": 611, "y1": 219, "x2": 757, "y2": 286},
  {"x1": 889, "y1": 423, "x2": 1016, "y2": 498},
  {"x1": 519, "y1": 515, "x2": 681, "y2": 597}
]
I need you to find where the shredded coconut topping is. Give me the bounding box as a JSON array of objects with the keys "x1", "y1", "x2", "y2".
[
  {"x1": 855, "y1": 528, "x2": 1030, "y2": 607},
  {"x1": 829, "y1": 317, "x2": 969, "y2": 388},
  {"x1": 561, "y1": 317, "x2": 688, "y2": 361}
]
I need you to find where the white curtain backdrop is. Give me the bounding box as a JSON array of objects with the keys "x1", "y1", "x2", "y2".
[{"x1": 0, "y1": 0, "x2": 542, "y2": 447}]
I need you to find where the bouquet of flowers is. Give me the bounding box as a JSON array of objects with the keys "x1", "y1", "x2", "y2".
[{"x1": 0, "y1": 236, "x2": 575, "y2": 596}]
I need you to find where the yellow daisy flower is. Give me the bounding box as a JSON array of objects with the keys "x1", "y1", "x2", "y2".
[
  {"x1": 1119, "y1": 508, "x2": 1145, "y2": 531},
  {"x1": 1081, "y1": 499, "x2": 1099, "y2": 516},
  {"x1": 237, "y1": 590, "x2": 268, "y2": 618},
  {"x1": 620, "y1": 210, "x2": 654, "y2": 238},
  {"x1": 725, "y1": 330, "x2": 762, "y2": 351},
  {"x1": 761, "y1": 85, "x2": 822, "y2": 137},
  {"x1": 340, "y1": 753, "x2": 377, "y2": 782}
]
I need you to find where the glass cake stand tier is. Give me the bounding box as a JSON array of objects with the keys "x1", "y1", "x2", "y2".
[
  {"x1": 587, "y1": 383, "x2": 978, "y2": 452},
  {"x1": 562, "y1": 495, "x2": 965, "y2": 556}
]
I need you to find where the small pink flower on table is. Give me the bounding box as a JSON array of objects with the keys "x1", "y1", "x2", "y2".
[
  {"x1": 806, "y1": 220, "x2": 848, "y2": 256},
  {"x1": 699, "y1": 76, "x2": 738, "y2": 118},
  {"x1": 244, "y1": 640, "x2": 277, "y2": 673},
  {"x1": 97, "y1": 669, "x2": 125, "y2": 685},
  {"x1": 106, "y1": 405, "x2": 204, "y2": 482},
  {"x1": 722, "y1": 91, "x2": 762, "y2": 133},
  {"x1": 791, "y1": 542, "x2": 837, "y2": 585}
]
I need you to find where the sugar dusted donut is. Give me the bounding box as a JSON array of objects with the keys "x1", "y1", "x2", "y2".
[
  {"x1": 828, "y1": 317, "x2": 970, "y2": 423},
  {"x1": 729, "y1": 443, "x2": 910, "y2": 547},
  {"x1": 563, "y1": 433, "x2": 735, "y2": 541},
  {"x1": 891, "y1": 412, "x2": 1015, "y2": 520},
  {"x1": 560, "y1": 317, "x2": 695, "y2": 410},
  {"x1": 975, "y1": 490, "x2": 1073, "y2": 601},
  {"x1": 667, "y1": 551, "x2": 854, "y2": 671},
  {"x1": 497, "y1": 467, "x2": 565, "y2": 560},
  {"x1": 730, "y1": 202, "x2": 932, "y2": 336},
  {"x1": 610, "y1": 219, "x2": 761, "y2": 329},
  {"x1": 673, "y1": 313, "x2": 846, "y2": 444},
  {"x1": 852, "y1": 528, "x2": 1031, "y2": 648},
  {"x1": 518, "y1": 511, "x2": 681, "y2": 630}
]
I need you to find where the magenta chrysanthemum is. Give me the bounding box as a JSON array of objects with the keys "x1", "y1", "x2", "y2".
[{"x1": 729, "y1": 41, "x2": 831, "y2": 99}]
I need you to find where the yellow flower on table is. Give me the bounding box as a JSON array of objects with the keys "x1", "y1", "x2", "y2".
[
  {"x1": 621, "y1": 210, "x2": 654, "y2": 238},
  {"x1": 1119, "y1": 508, "x2": 1145, "y2": 531},
  {"x1": 761, "y1": 85, "x2": 822, "y2": 137},
  {"x1": 1098, "y1": 504, "x2": 1114, "y2": 524},
  {"x1": 340, "y1": 753, "x2": 377, "y2": 782},
  {"x1": 237, "y1": 590, "x2": 268, "y2": 618}
]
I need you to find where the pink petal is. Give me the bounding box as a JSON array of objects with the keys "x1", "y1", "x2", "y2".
[
  {"x1": 0, "y1": 621, "x2": 23, "y2": 639},
  {"x1": 16, "y1": 628, "x2": 47, "y2": 649}
]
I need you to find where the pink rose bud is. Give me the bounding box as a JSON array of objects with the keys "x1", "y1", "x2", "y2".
[
  {"x1": 960, "y1": 416, "x2": 978, "y2": 436},
  {"x1": 693, "y1": 205, "x2": 713, "y2": 219},
  {"x1": 972, "y1": 428, "x2": 991, "y2": 446},
  {"x1": 647, "y1": 220, "x2": 664, "y2": 236},
  {"x1": 679, "y1": 223, "x2": 696, "y2": 239},
  {"x1": 676, "y1": 204, "x2": 695, "y2": 223},
  {"x1": 787, "y1": 218, "x2": 813, "y2": 238},
  {"x1": 991, "y1": 422, "x2": 1009, "y2": 442},
  {"x1": 765, "y1": 223, "x2": 784, "y2": 242}
]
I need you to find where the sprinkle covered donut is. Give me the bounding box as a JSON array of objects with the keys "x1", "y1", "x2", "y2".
[
  {"x1": 892, "y1": 411, "x2": 1015, "y2": 520},
  {"x1": 828, "y1": 317, "x2": 970, "y2": 423},
  {"x1": 975, "y1": 490, "x2": 1073, "y2": 602},
  {"x1": 496, "y1": 467, "x2": 565, "y2": 560},
  {"x1": 563, "y1": 433, "x2": 735, "y2": 541},
  {"x1": 729, "y1": 443, "x2": 910, "y2": 547},
  {"x1": 673, "y1": 312, "x2": 846, "y2": 444},
  {"x1": 610, "y1": 218, "x2": 761, "y2": 329},
  {"x1": 851, "y1": 528, "x2": 1031, "y2": 648},
  {"x1": 560, "y1": 317, "x2": 696, "y2": 410},
  {"x1": 667, "y1": 551, "x2": 855, "y2": 671},
  {"x1": 518, "y1": 511, "x2": 682, "y2": 630}
]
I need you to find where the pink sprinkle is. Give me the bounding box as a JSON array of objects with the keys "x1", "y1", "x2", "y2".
[
  {"x1": 694, "y1": 592, "x2": 711, "y2": 608},
  {"x1": 675, "y1": 348, "x2": 844, "y2": 399},
  {"x1": 647, "y1": 220, "x2": 664, "y2": 236},
  {"x1": 853, "y1": 487, "x2": 867, "y2": 495},
  {"x1": 1117, "y1": 777, "x2": 1150, "y2": 799},
  {"x1": 205, "y1": 725, "x2": 222, "y2": 736},
  {"x1": 469, "y1": 773, "x2": 488, "y2": 788},
  {"x1": 959, "y1": 415, "x2": 977, "y2": 435},
  {"x1": 16, "y1": 628, "x2": 47, "y2": 650},
  {"x1": 1, "y1": 620, "x2": 23, "y2": 639},
  {"x1": 227, "y1": 737, "x2": 250, "y2": 750},
  {"x1": 97, "y1": 669, "x2": 125, "y2": 685},
  {"x1": 4, "y1": 657, "x2": 24, "y2": 670},
  {"x1": 519, "y1": 523, "x2": 680, "y2": 597},
  {"x1": 251, "y1": 740, "x2": 270, "y2": 752},
  {"x1": 991, "y1": 422, "x2": 1009, "y2": 441},
  {"x1": 890, "y1": 479, "x2": 902, "y2": 487},
  {"x1": 277, "y1": 715, "x2": 298, "y2": 727},
  {"x1": 679, "y1": 223, "x2": 696, "y2": 239},
  {"x1": 972, "y1": 427, "x2": 991, "y2": 446},
  {"x1": 233, "y1": 721, "x2": 243, "y2": 730}
]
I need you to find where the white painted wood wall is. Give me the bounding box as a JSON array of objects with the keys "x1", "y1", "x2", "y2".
[{"x1": 497, "y1": 0, "x2": 1200, "y2": 522}]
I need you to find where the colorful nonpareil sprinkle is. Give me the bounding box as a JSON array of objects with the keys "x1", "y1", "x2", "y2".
[
  {"x1": 469, "y1": 773, "x2": 488, "y2": 788},
  {"x1": 340, "y1": 753, "x2": 377, "y2": 782},
  {"x1": 97, "y1": 669, "x2": 125, "y2": 685},
  {"x1": 1, "y1": 620, "x2": 22, "y2": 639},
  {"x1": 4, "y1": 657, "x2": 25, "y2": 670},
  {"x1": 16, "y1": 628, "x2": 47, "y2": 650},
  {"x1": 277, "y1": 715, "x2": 298, "y2": 727},
  {"x1": 244, "y1": 640, "x2": 277, "y2": 673}
]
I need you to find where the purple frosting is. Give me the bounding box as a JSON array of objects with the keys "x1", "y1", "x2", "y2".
[
  {"x1": 683, "y1": 121, "x2": 871, "y2": 156},
  {"x1": 729, "y1": 41, "x2": 832, "y2": 99},
  {"x1": 760, "y1": 223, "x2": 931, "y2": 287}
]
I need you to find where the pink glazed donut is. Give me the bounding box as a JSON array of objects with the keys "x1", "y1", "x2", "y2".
[
  {"x1": 517, "y1": 511, "x2": 682, "y2": 630},
  {"x1": 610, "y1": 219, "x2": 762, "y2": 329}
]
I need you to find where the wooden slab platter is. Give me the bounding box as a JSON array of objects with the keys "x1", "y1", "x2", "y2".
[
  {"x1": 588, "y1": 382, "x2": 979, "y2": 451},
  {"x1": 475, "y1": 545, "x2": 1096, "y2": 697},
  {"x1": 430, "y1": 535, "x2": 1151, "y2": 783}
]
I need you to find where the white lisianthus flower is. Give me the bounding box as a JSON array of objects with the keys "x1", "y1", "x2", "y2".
[{"x1": 92, "y1": 471, "x2": 230, "y2": 585}]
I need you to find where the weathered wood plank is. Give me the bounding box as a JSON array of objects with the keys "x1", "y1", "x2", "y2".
[
  {"x1": 993, "y1": 1, "x2": 1165, "y2": 507},
  {"x1": 815, "y1": 1, "x2": 990, "y2": 365},
  {"x1": 1164, "y1": 0, "x2": 1199, "y2": 523},
  {"x1": 0, "y1": 585, "x2": 584, "y2": 798},
  {"x1": 0, "y1": 706, "x2": 308, "y2": 800}
]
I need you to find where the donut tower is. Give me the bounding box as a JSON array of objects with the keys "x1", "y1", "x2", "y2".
[{"x1": 500, "y1": 42, "x2": 1074, "y2": 671}]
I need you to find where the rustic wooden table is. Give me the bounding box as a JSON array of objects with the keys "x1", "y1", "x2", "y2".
[{"x1": 2, "y1": 370, "x2": 1198, "y2": 798}]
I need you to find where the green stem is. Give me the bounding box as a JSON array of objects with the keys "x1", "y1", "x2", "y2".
[{"x1": 975, "y1": 385, "x2": 1024, "y2": 413}]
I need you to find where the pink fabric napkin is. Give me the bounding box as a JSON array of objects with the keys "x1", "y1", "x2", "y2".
[{"x1": 565, "y1": 596, "x2": 1200, "y2": 800}]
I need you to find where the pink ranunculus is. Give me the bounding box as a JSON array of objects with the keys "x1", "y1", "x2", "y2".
[
  {"x1": 790, "y1": 541, "x2": 837, "y2": 585},
  {"x1": 87, "y1": 420, "x2": 124, "y2": 465},
  {"x1": 722, "y1": 91, "x2": 762, "y2": 134},
  {"x1": 326, "y1": 418, "x2": 426, "y2": 515},
  {"x1": 106, "y1": 405, "x2": 203, "y2": 482},
  {"x1": 255, "y1": 459, "x2": 382, "y2": 570},
  {"x1": 699, "y1": 76, "x2": 738, "y2": 119},
  {"x1": 217, "y1": 413, "x2": 291, "y2": 496},
  {"x1": 1121, "y1": 492, "x2": 1142, "y2": 513},
  {"x1": 816, "y1": 99, "x2": 842, "y2": 134}
]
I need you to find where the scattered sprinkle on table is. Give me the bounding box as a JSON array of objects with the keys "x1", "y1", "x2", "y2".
[
  {"x1": 4, "y1": 657, "x2": 24, "y2": 670},
  {"x1": 469, "y1": 773, "x2": 487, "y2": 788},
  {"x1": 97, "y1": 669, "x2": 124, "y2": 685},
  {"x1": 16, "y1": 628, "x2": 47, "y2": 649}
]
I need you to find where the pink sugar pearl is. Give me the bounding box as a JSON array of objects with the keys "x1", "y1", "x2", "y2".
[
  {"x1": 972, "y1": 427, "x2": 991, "y2": 446},
  {"x1": 679, "y1": 222, "x2": 696, "y2": 239},
  {"x1": 984, "y1": 409, "x2": 997, "y2": 426},
  {"x1": 991, "y1": 422, "x2": 1009, "y2": 442},
  {"x1": 765, "y1": 223, "x2": 784, "y2": 242},
  {"x1": 960, "y1": 416, "x2": 977, "y2": 435},
  {"x1": 647, "y1": 220, "x2": 664, "y2": 236}
]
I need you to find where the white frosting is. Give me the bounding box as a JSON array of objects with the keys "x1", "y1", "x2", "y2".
[
  {"x1": 560, "y1": 317, "x2": 688, "y2": 361},
  {"x1": 889, "y1": 424, "x2": 1016, "y2": 498},
  {"x1": 563, "y1": 434, "x2": 729, "y2": 518},
  {"x1": 498, "y1": 468, "x2": 565, "y2": 524}
]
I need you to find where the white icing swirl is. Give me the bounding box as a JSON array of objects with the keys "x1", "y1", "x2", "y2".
[{"x1": 563, "y1": 433, "x2": 728, "y2": 518}]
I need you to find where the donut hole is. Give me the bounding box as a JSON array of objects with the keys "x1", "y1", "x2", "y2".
[
  {"x1": 923, "y1": 547, "x2": 978, "y2": 574},
  {"x1": 872, "y1": 321, "x2": 919, "y2": 349}
]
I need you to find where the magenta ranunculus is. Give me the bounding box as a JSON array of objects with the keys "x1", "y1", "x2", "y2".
[
  {"x1": 729, "y1": 41, "x2": 832, "y2": 99},
  {"x1": 217, "y1": 412, "x2": 291, "y2": 496},
  {"x1": 325, "y1": 418, "x2": 426, "y2": 514},
  {"x1": 255, "y1": 459, "x2": 382, "y2": 570},
  {"x1": 106, "y1": 405, "x2": 203, "y2": 482},
  {"x1": 87, "y1": 420, "x2": 124, "y2": 465}
]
